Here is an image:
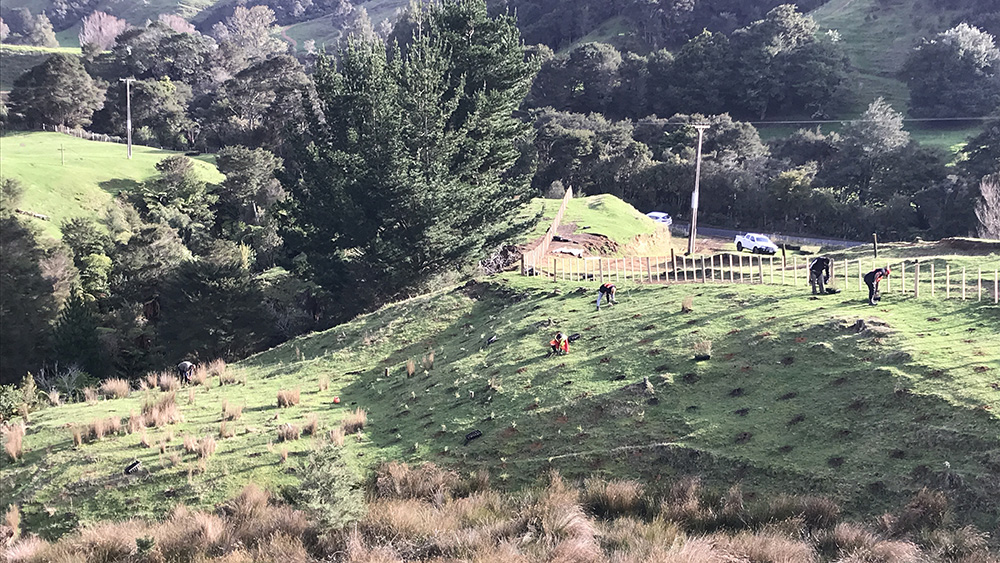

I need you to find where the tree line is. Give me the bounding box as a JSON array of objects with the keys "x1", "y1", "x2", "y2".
[{"x1": 0, "y1": 0, "x2": 998, "y2": 388}]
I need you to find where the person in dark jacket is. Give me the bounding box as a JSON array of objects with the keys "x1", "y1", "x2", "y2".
[
  {"x1": 596, "y1": 283, "x2": 616, "y2": 310},
  {"x1": 863, "y1": 267, "x2": 890, "y2": 305},
  {"x1": 809, "y1": 256, "x2": 831, "y2": 295},
  {"x1": 177, "y1": 361, "x2": 195, "y2": 383}
]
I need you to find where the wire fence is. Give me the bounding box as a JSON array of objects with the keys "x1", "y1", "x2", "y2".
[
  {"x1": 42, "y1": 124, "x2": 126, "y2": 144},
  {"x1": 523, "y1": 252, "x2": 1000, "y2": 304}
]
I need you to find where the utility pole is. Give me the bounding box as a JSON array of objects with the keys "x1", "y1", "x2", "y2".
[
  {"x1": 686, "y1": 123, "x2": 710, "y2": 255},
  {"x1": 119, "y1": 77, "x2": 134, "y2": 159}
]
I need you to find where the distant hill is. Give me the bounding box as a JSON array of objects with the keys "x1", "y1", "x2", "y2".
[{"x1": 0, "y1": 131, "x2": 224, "y2": 238}]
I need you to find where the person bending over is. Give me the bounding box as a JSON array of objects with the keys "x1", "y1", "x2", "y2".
[
  {"x1": 809, "y1": 256, "x2": 831, "y2": 295},
  {"x1": 863, "y1": 267, "x2": 890, "y2": 306},
  {"x1": 596, "y1": 283, "x2": 617, "y2": 310}
]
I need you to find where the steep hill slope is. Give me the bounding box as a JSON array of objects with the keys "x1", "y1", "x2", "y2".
[
  {"x1": 0, "y1": 131, "x2": 224, "y2": 238},
  {"x1": 4, "y1": 257, "x2": 998, "y2": 539}
]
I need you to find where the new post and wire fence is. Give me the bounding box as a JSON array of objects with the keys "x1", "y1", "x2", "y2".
[
  {"x1": 523, "y1": 252, "x2": 1000, "y2": 304},
  {"x1": 520, "y1": 186, "x2": 573, "y2": 275}
]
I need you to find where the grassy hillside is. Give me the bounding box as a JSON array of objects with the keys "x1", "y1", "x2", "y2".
[
  {"x1": 4, "y1": 249, "x2": 998, "y2": 539},
  {"x1": 522, "y1": 194, "x2": 661, "y2": 246},
  {"x1": 0, "y1": 132, "x2": 224, "y2": 238},
  {"x1": 0, "y1": 45, "x2": 80, "y2": 91}
]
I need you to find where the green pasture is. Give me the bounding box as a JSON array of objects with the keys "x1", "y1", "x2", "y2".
[{"x1": 0, "y1": 132, "x2": 223, "y2": 238}]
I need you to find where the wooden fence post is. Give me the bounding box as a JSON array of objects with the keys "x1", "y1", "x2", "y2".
[
  {"x1": 914, "y1": 260, "x2": 920, "y2": 299},
  {"x1": 646, "y1": 257, "x2": 652, "y2": 283},
  {"x1": 886, "y1": 264, "x2": 891, "y2": 293},
  {"x1": 930, "y1": 263, "x2": 935, "y2": 297},
  {"x1": 599, "y1": 259, "x2": 604, "y2": 282},
  {"x1": 552, "y1": 258, "x2": 557, "y2": 282},
  {"x1": 978, "y1": 267, "x2": 982, "y2": 301},
  {"x1": 962, "y1": 267, "x2": 966, "y2": 300},
  {"x1": 858, "y1": 259, "x2": 863, "y2": 291},
  {"x1": 946, "y1": 265, "x2": 950, "y2": 298},
  {"x1": 995, "y1": 269, "x2": 999, "y2": 304},
  {"x1": 843, "y1": 259, "x2": 848, "y2": 290},
  {"x1": 757, "y1": 256, "x2": 763, "y2": 284},
  {"x1": 792, "y1": 256, "x2": 797, "y2": 286},
  {"x1": 781, "y1": 255, "x2": 786, "y2": 285}
]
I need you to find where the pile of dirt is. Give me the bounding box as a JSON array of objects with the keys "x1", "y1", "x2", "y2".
[{"x1": 547, "y1": 223, "x2": 620, "y2": 257}]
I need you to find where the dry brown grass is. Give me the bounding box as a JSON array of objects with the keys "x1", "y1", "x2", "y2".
[
  {"x1": 183, "y1": 435, "x2": 198, "y2": 455},
  {"x1": 197, "y1": 436, "x2": 217, "y2": 459},
  {"x1": 145, "y1": 373, "x2": 159, "y2": 390},
  {"x1": 581, "y1": 478, "x2": 645, "y2": 517},
  {"x1": 302, "y1": 414, "x2": 320, "y2": 436},
  {"x1": 374, "y1": 461, "x2": 459, "y2": 502},
  {"x1": 277, "y1": 388, "x2": 300, "y2": 408},
  {"x1": 46, "y1": 389, "x2": 60, "y2": 406},
  {"x1": 188, "y1": 388, "x2": 196, "y2": 404},
  {"x1": 189, "y1": 365, "x2": 208, "y2": 386},
  {"x1": 681, "y1": 295, "x2": 694, "y2": 313},
  {"x1": 139, "y1": 429, "x2": 151, "y2": 448},
  {"x1": 319, "y1": 375, "x2": 329, "y2": 391},
  {"x1": 693, "y1": 339, "x2": 713, "y2": 357},
  {"x1": 3, "y1": 534, "x2": 48, "y2": 562},
  {"x1": 278, "y1": 423, "x2": 300, "y2": 442},
  {"x1": 71, "y1": 426, "x2": 83, "y2": 447},
  {"x1": 5, "y1": 503, "x2": 20, "y2": 541},
  {"x1": 159, "y1": 373, "x2": 181, "y2": 392},
  {"x1": 280, "y1": 448, "x2": 289, "y2": 463},
  {"x1": 222, "y1": 400, "x2": 244, "y2": 421},
  {"x1": 99, "y1": 378, "x2": 130, "y2": 399},
  {"x1": 83, "y1": 386, "x2": 97, "y2": 405},
  {"x1": 207, "y1": 358, "x2": 227, "y2": 377},
  {"x1": 406, "y1": 359, "x2": 416, "y2": 377},
  {"x1": 127, "y1": 410, "x2": 145, "y2": 434},
  {"x1": 142, "y1": 392, "x2": 182, "y2": 427},
  {"x1": 341, "y1": 408, "x2": 367, "y2": 434},
  {"x1": 220, "y1": 421, "x2": 235, "y2": 439},
  {"x1": 423, "y1": 350, "x2": 435, "y2": 371},
  {"x1": 329, "y1": 428, "x2": 346, "y2": 447},
  {"x1": 4, "y1": 423, "x2": 26, "y2": 461}
]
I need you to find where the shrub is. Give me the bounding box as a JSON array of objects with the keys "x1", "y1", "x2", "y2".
[
  {"x1": 341, "y1": 408, "x2": 367, "y2": 434},
  {"x1": 139, "y1": 429, "x2": 151, "y2": 448},
  {"x1": 71, "y1": 426, "x2": 83, "y2": 447},
  {"x1": 3, "y1": 423, "x2": 26, "y2": 461},
  {"x1": 303, "y1": 414, "x2": 320, "y2": 436},
  {"x1": 207, "y1": 358, "x2": 227, "y2": 378},
  {"x1": 159, "y1": 374, "x2": 180, "y2": 392},
  {"x1": 424, "y1": 350, "x2": 435, "y2": 370},
  {"x1": 3, "y1": 534, "x2": 48, "y2": 561},
  {"x1": 329, "y1": 428, "x2": 346, "y2": 447},
  {"x1": 222, "y1": 400, "x2": 243, "y2": 421},
  {"x1": 295, "y1": 444, "x2": 365, "y2": 531},
  {"x1": 100, "y1": 378, "x2": 130, "y2": 399},
  {"x1": 183, "y1": 435, "x2": 198, "y2": 454},
  {"x1": 277, "y1": 389, "x2": 300, "y2": 408},
  {"x1": 90, "y1": 417, "x2": 108, "y2": 441},
  {"x1": 278, "y1": 423, "x2": 300, "y2": 442},
  {"x1": 127, "y1": 410, "x2": 145, "y2": 434},
  {"x1": 83, "y1": 387, "x2": 98, "y2": 405}
]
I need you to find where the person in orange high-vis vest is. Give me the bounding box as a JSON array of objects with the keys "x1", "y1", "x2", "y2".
[{"x1": 549, "y1": 332, "x2": 569, "y2": 355}]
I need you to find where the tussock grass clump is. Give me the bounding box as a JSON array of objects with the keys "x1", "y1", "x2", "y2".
[
  {"x1": 422, "y1": 350, "x2": 435, "y2": 371},
  {"x1": 581, "y1": 478, "x2": 646, "y2": 517},
  {"x1": 145, "y1": 373, "x2": 159, "y2": 390},
  {"x1": 183, "y1": 435, "x2": 198, "y2": 455},
  {"x1": 681, "y1": 295, "x2": 694, "y2": 313},
  {"x1": 82, "y1": 386, "x2": 98, "y2": 405},
  {"x1": 188, "y1": 388, "x2": 196, "y2": 404},
  {"x1": 406, "y1": 359, "x2": 416, "y2": 378},
  {"x1": 71, "y1": 426, "x2": 83, "y2": 447},
  {"x1": 85, "y1": 417, "x2": 122, "y2": 442},
  {"x1": 220, "y1": 421, "x2": 235, "y2": 439},
  {"x1": 693, "y1": 340, "x2": 713, "y2": 357},
  {"x1": 329, "y1": 428, "x2": 346, "y2": 447},
  {"x1": 277, "y1": 389, "x2": 300, "y2": 408},
  {"x1": 893, "y1": 488, "x2": 948, "y2": 535},
  {"x1": 5, "y1": 504, "x2": 21, "y2": 541},
  {"x1": 374, "y1": 461, "x2": 459, "y2": 502},
  {"x1": 318, "y1": 375, "x2": 329, "y2": 391},
  {"x1": 100, "y1": 378, "x2": 130, "y2": 399},
  {"x1": 127, "y1": 410, "x2": 145, "y2": 434},
  {"x1": 303, "y1": 414, "x2": 320, "y2": 436},
  {"x1": 139, "y1": 429, "x2": 151, "y2": 448},
  {"x1": 278, "y1": 423, "x2": 300, "y2": 442},
  {"x1": 341, "y1": 408, "x2": 367, "y2": 434},
  {"x1": 222, "y1": 400, "x2": 244, "y2": 421},
  {"x1": 4, "y1": 423, "x2": 26, "y2": 461},
  {"x1": 47, "y1": 389, "x2": 60, "y2": 407},
  {"x1": 197, "y1": 436, "x2": 217, "y2": 459},
  {"x1": 142, "y1": 393, "x2": 182, "y2": 427},
  {"x1": 189, "y1": 365, "x2": 209, "y2": 386},
  {"x1": 159, "y1": 373, "x2": 181, "y2": 392}
]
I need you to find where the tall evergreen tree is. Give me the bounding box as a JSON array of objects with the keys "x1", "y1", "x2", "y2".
[{"x1": 286, "y1": 0, "x2": 537, "y2": 309}]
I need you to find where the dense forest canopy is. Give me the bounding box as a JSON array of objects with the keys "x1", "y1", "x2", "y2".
[{"x1": 0, "y1": 0, "x2": 998, "y2": 387}]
